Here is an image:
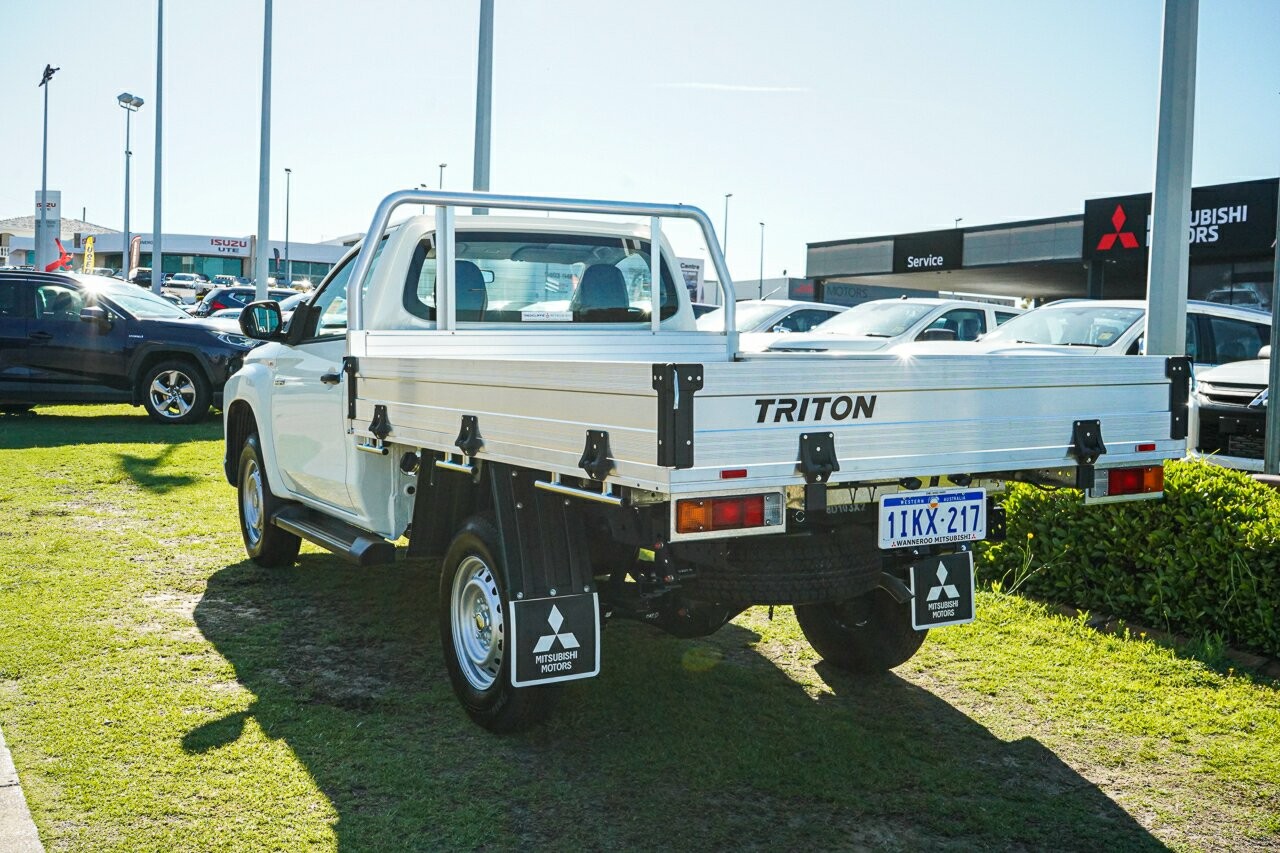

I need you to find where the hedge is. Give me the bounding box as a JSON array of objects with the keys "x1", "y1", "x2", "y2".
[{"x1": 978, "y1": 458, "x2": 1280, "y2": 658}]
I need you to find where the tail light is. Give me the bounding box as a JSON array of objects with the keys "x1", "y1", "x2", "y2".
[
  {"x1": 676, "y1": 493, "x2": 783, "y2": 534},
  {"x1": 1091, "y1": 465, "x2": 1164, "y2": 500},
  {"x1": 211, "y1": 300, "x2": 228, "y2": 311}
]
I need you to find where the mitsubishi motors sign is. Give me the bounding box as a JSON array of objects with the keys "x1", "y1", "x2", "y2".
[{"x1": 1084, "y1": 178, "x2": 1278, "y2": 261}]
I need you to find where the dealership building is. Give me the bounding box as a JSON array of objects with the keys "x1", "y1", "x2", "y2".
[
  {"x1": 0, "y1": 214, "x2": 348, "y2": 285},
  {"x1": 807, "y1": 177, "x2": 1278, "y2": 306}
]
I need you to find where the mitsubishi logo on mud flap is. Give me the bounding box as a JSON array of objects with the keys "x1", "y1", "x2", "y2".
[
  {"x1": 532, "y1": 605, "x2": 580, "y2": 653},
  {"x1": 909, "y1": 553, "x2": 976, "y2": 631},
  {"x1": 510, "y1": 594, "x2": 601, "y2": 687},
  {"x1": 925, "y1": 563, "x2": 960, "y2": 602},
  {"x1": 1097, "y1": 205, "x2": 1141, "y2": 251}
]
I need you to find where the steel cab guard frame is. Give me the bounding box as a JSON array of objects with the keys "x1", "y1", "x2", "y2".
[{"x1": 343, "y1": 189, "x2": 739, "y2": 355}]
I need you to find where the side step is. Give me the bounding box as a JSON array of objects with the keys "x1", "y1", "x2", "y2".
[{"x1": 272, "y1": 505, "x2": 397, "y2": 567}]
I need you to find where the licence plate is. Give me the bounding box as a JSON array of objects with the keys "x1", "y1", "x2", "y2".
[{"x1": 878, "y1": 488, "x2": 986, "y2": 549}]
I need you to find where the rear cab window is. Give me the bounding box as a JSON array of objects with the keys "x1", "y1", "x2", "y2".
[{"x1": 402, "y1": 231, "x2": 680, "y2": 325}]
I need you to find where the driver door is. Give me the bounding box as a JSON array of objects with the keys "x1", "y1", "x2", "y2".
[{"x1": 270, "y1": 260, "x2": 355, "y2": 510}]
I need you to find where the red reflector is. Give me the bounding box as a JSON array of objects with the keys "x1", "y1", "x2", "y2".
[
  {"x1": 712, "y1": 497, "x2": 745, "y2": 528},
  {"x1": 1135, "y1": 443, "x2": 1157, "y2": 452},
  {"x1": 1110, "y1": 467, "x2": 1143, "y2": 495},
  {"x1": 720, "y1": 469, "x2": 748, "y2": 479}
]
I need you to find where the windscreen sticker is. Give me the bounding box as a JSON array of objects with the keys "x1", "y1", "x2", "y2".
[{"x1": 521, "y1": 310, "x2": 574, "y2": 322}]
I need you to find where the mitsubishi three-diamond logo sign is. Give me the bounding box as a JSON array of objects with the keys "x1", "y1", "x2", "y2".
[
  {"x1": 1096, "y1": 204, "x2": 1140, "y2": 251},
  {"x1": 510, "y1": 593, "x2": 600, "y2": 686},
  {"x1": 910, "y1": 552, "x2": 975, "y2": 630},
  {"x1": 532, "y1": 605, "x2": 579, "y2": 653}
]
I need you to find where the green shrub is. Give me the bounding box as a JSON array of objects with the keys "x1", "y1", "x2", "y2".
[{"x1": 978, "y1": 458, "x2": 1280, "y2": 657}]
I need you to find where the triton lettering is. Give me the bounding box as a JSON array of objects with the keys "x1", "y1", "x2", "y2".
[{"x1": 754, "y1": 395, "x2": 877, "y2": 423}]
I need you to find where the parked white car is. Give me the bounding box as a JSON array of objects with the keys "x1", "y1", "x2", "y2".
[
  {"x1": 1191, "y1": 348, "x2": 1272, "y2": 471},
  {"x1": 163, "y1": 272, "x2": 212, "y2": 304},
  {"x1": 767, "y1": 298, "x2": 1022, "y2": 354},
  {"x1": 696, "y1": 298, "x2": 848, "y2": 351},
  {"x1": 899, "y1": 299, "x2": 1269, "y2": 370}
]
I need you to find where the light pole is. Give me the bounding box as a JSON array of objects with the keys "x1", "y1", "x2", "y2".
[
  {"x1": 758, "y1": 221, "x2": 765, "y2": 299},
  {"x1": 37, "y1": 64, "x2": 59, "y2": 271},
  {"x1": 954, "y1": 217, "x2": 963, "y2": 229},
  {"x1": 419, "y1": 183, "x2": 429, "y2": 215},
  {"x1": 284, "y1": 167, "x2": 292, "y2": 285},
  {"x1": 439, "y1": 162, "x2": 447, "y2": 189},
  {"x1": 117, "y1": 92, "x2": 145, "y2": 280},
  {"x1": 254, "y1": 0, "x2": 273, "y2": 300},
  {"x1": 722, "y1": 193, "x2": 732, "y2": 256},
  {"x1": 152, "y1": 0, "x2": 165, "y2": 293},
  {"x1": 473, "y1": 0, "x2": 493, "y2": 215}
]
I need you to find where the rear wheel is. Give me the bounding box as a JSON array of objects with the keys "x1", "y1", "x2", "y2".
[
  {"x1": 794, "y1": 588, "x2": 927, "y2": 674},
  {"x1": 237, "y1": 433, "x2": 301, "y2": 567},
  {"x1": 439, "y1": 515, "x2": 559, "y2": 732},
  {"x1": 140, "y1": 359, "x2": 211, "y2": 424}
]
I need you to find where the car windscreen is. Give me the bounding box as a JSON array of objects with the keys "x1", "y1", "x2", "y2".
[
  {"x1": 808, "y1": 301, "x2": 935, "y2": 337},
  {"x1": 982, "y1": 304, "x2": 1144, "y2": 347},
  {"x1": 98, "y1": 284, "x2": 194, "y2": 319},
  {"x1": 697, "y1": 301, "x2": 787, "y2": 332}
]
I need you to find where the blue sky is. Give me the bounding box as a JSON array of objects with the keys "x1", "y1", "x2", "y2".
[{"x1": 1, "y1": 0, "x2": 1276, "y2": 282}]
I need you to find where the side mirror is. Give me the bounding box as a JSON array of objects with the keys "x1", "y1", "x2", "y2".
[
  {"x1": 240, "y1": 301, "x2": 283, "y2": 340},
  {"x1": 918, "y1": 328, "x2": 958, "y2": 342},
  {"x1": 1259, "y1": 345, "x2": 1271, "y2": 360},
  {"x1": 79, "y1": 305, "x2": 110, "y2": 328}
]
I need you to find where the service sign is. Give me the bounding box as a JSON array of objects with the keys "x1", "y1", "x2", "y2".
[
  {"x1": 509, "y1": 593, "x2": 600, "y2": 686},
  {"x1": 892, "y1": 229, "x2": 963, "y2": 274}
]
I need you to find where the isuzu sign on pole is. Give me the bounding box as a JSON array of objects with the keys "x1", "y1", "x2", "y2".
[
  {"x1": 33, "y1": 190, "x2": 61, "y2": 268},
  {"x1": 82, "y1": 235, "x2": 95, "y2": 273}
]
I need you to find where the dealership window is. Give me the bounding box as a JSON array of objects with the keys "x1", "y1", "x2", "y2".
[{"x1": 1189, "y1": 259, "x2": 1274, "y2": 308}]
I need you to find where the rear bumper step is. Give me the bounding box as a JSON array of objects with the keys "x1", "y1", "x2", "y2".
[{"x1": 272, "y1": 505, "x2": 396, "y2": 567}]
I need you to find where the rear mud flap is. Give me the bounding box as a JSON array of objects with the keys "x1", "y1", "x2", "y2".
[{"x1": 509, "y1": 592, "x2": 601, "y2": 686}]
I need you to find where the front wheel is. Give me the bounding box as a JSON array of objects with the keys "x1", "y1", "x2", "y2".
[
  {"x1": 439, "y1": 515, "x2": 559, "y2": 732},
  {"x1": 237, "y1": 433, "x2": 301, "y2": 567},
  {"x1": 794, "y1": 588, "x2": 927, "y2": 674},
  {"x1": 140, "y1": 359, "x2": 211, "y2": 424}
]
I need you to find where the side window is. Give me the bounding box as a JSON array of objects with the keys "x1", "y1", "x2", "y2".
[
  {"x1": 775, "y1": 308, "x2": 837, "y2": 333},
  {"x1": 307, "y1": 258, "x2": 356, "y2": 338},
  {"x1": 303, "y1": 240, "x2": 387, "y2": 339},
  {"x1": 0, "y1": 282, "x2": 24, "y2": 317},
  {"x1": 924, "y1": 308, "x2": 986, "y2": 341},
  {"x1": 34, "y1": 283, "x2": 86, "y2": 321},
  {"x1": 1207, "y1": 316, "x2": 1268, "y2": 365},
  {"x1": 994, "y1": 311, "x2": 1019, "y2": 326}
]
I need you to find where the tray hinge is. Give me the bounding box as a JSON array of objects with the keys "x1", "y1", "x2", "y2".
[
  {"x1": 455, "y1": 414, "x2": 483, "y2": 457},
  {"x1": 579, "y1": 429, "x2": 614, "y2": 481},
  {"x1": 1070, "y1": 419, "x2": 1106, "y2": 490},
  {"x1": 798, "y1": 431, "x2": 839, "y2": 513},
  {"x1": 651, "y1": 363, "x2": 704, "y2": 469}
]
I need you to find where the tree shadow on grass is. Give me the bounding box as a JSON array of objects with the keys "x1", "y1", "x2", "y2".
[
  {"x1": 192, "y1": 555, "x2": 1167, "y2": 852},
  {"x1": 0, "y1": 407, "x2": 221, "y2": 450}
]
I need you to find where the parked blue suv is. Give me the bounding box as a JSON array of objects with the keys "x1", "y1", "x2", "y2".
[{"x1": 0, "y1": 270, "x2": 262, "y2": 424}]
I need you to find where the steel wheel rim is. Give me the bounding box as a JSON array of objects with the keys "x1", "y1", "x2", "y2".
[
  {"x1": 149, "y1": 369, "x2": 196, "y2": 418},
  {"x1": 241, "y1": 457, "x2": 265, "y2": 547},
  {"x1": 451, "y1": 554, "x2": 504, "y2": 691}
]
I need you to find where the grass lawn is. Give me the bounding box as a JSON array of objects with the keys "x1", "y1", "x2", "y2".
[{"x1": 0, "y1": 405, "x2": 1277, "y2": 851}]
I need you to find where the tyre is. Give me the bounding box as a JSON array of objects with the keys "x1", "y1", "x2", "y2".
[
  {"x1": 794, "y1": 588, "x2": 927, "y2": 674},
  {"x1": 439, "y1": 515, "x2": 560, "y2": 732},
  {"x1": 237, "y1": 433, "x2": 301, "y2": 567},
  {"x1": 140, "y1": 359, "x2": 211, "y2": 424}
]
